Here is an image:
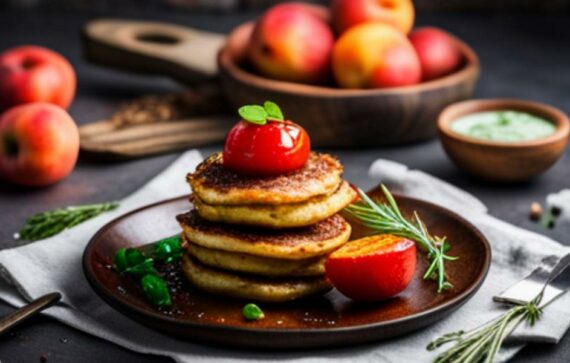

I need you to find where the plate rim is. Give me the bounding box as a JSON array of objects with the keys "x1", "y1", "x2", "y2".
[{"x1": 83, "y1": 192, "x2": 491, "y2": 335}]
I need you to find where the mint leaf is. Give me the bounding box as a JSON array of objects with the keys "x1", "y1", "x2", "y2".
[
  {"x1": 263, "y1": 101, "x2": 284, "y2": 121},
  {"x1": 238, "y1": 105, "x2": 268, "y2": 125}
]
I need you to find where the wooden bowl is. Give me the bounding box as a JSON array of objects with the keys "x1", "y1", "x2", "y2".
[
  {"x1": 438, "y1": 99, "x2": 570, "y2": 182},
  {"x1": 218, "y1": 22, "x2": 480, "y2": 147},
  {"x1": 82, "y1": 15, "x2": 479, "y2": 148}
]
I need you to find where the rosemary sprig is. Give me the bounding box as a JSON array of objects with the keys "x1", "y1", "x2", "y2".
[
  {"x1": 427, "y1": 293, "x2": 543, "y2": 363},
  {"x1": 345, "y1": 185, "x2": 457, "y2": 293},
  {"x1": 18, "y1": 202, "x2": 120, "y2": 241}
]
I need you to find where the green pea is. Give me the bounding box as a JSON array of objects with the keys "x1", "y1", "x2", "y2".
[
  {"x1": 141, "y1": 274, "x2": 171, "y2": 307},
  {"x1": 243, "y1": 303, "x2": 264, "y2": 321},
  {"x1": 114, "y1": 248, "x2": 145, "y2": 272}
]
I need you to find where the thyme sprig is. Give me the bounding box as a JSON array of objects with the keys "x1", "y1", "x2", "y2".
[
  {"x1": 345, "y1": 185, "x2": 457, "y2": 293},
  {"x1": 18, "y1": 202, "x2": 119, "y2": 241},
  {"x1": 428, "y1": 294, "x2": 543, "y2": 363}
]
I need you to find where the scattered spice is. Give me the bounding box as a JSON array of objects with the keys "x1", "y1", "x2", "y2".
[
  {"x1": 529, "y1": 202, "x2": 543, "y2": 221},
  {"x1": 539, "y1": 207, "x2": 558, "y2": 229},
  {"x1": 542, "y1": 216, "x2": 556, "y2": 229},
  {"x1": 110, "y1": 83, "x2": 227, "y2": 127},
  {"x1": 529, "y1": 199, "x2": 564, "y2": 230}
]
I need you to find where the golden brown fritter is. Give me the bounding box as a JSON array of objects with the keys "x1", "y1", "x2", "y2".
[
  {"x1": 181, "y1": 254, "x2": 332, "y2": 302},
  {"x1": 188, "y1": 152, "x2": 343, "y2": 205},
  {"x1": 177, "y1": 210, "x2": 351, "y2": 259},
  {"x1": 184, "y1": 237, "x2": 326, "y2": 277},
  {"x1": 190, "y1": 181, "x2": 356, "y2": 228}
]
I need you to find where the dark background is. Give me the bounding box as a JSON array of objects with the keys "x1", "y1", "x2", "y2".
[
  {"x1": 1, "y1": 0, "x2": 570, "y2": 362},
  {"x1": 2, "y1": 0, "x2": 570, "y2": 12}
]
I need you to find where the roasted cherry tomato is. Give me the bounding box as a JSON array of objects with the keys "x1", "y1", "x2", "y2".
[
  {"x1": 325, "y1": 234, "x2": 417, "y2": 301},
  {"x1": 223, "y1": 120, "x2": 310, "y2": 176}
]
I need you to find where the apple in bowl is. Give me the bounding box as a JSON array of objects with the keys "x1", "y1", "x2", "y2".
[
  {"x1": 247, "y1": 3, "x2": 334, "y2": 84},
  {"x1": 410, "y1": 27, "x2": 463, "y2": 81},
  {"x1": 0, "y1": 103, "x2": 79, "y2": 187},
  {"x1": 331, "y1": 0, "x2": 415, "y2": 34},
  {"x1": 0, "y1": 46, "x2": 76, "y2": 112},
  {"x1": 332, "y1": 22, "x2": 421, "y2": 89}
]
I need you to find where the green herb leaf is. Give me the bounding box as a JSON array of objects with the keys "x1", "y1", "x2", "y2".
[
  {"x1": 243, "y1": 303, "x2": 265, "y2": 320},
  {"x1": 152, "y1": 235, "x2": 183, "y2": 263},
  {"x1": 237, "y1": 101, "x2": 286, "y2": 125},
  {"x1": 114, "y1": 248, "x2": 146, "y2": 273},
  {"x1": 141, "y1": 274, "x2": 171, "y2": 307},
  {"x1": 124, "y1": 258, "x2": 156, "y2": 277},
  {"x1": 18, "y1": 202, "x2": 119, "y2": 241},
  {"x1": 263, "y1": 101, "x2": 284, "y2": 121},
  {"x1": 113, "y1": 236, "x2": 185, "y2": 309},
  {"x1": 238, "y1": 105, "x2": 268, "y2": 125}
]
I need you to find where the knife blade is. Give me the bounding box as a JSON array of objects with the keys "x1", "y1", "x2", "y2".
[{"x1": 494, "y1": 252, "x2": 570, "y2": 307}]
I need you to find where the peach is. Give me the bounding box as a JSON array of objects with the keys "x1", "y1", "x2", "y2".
[
  {"x1": 0, "y1": 46, "x2": 76, "y2": 112},
  {"x1": 247, "y1": 3, "x2": 334, "y2": 84},
  {"x1": 332, "y1": 0, "x2": 415, "y2": 34},
  {"x1": 332, "y1": 22, "x2": 421, "y2": 89},
  {"x1": 409, "y1": 27, "x2": 463, "y2": 81},
  {"x1": 0, "y1": 103, "x2": 79, "y2": 187}
]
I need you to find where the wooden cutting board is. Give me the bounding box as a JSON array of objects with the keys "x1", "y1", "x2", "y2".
[
  {"x1": 80, "y1": 19, "x2": 231, "y2": 160},
  {"x1": 79, "y1": 116, "x2": 234, "y2": 160}
]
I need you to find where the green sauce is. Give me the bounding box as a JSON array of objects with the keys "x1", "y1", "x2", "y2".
[{"x1": 451, "y1": 111, "x2": 556, "y2": 142}]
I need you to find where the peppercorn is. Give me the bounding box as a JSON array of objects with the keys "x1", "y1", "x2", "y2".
[{"x1": 529, "y1": 202, "x2": 543, "y2": 221}]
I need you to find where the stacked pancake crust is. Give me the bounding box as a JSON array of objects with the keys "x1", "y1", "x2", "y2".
[{"x1": 177, "y1": 152, "x2": 356, "y2": 302}]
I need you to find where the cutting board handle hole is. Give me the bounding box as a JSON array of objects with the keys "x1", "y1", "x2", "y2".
[{"x1": 136, "y1": 33, "x2": 180, "y2": 45}]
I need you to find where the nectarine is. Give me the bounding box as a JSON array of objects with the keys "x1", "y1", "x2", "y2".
[
  {"x1": 0, "y1": 103, "x2": 79, "y2": 187},
  {"x1": 332, "y1": 23, "x2": 421, "y2": 89},
  {"x1": 409, "y1": 27, "x2": 463, "y2": 81},
  {"x1": 0, "y1": 46, "x2": 76, "y2": 112},
  {"x1": 332, "y1": 0, "x2": 415, "y2": 34},
  {"x1": 247, "y1": 3, "x2": 334, "y2": 84}
]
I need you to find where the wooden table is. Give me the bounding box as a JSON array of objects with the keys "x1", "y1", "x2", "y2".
[{"x1": 0, "y1": 8, "x2": 569, "y2": 363}]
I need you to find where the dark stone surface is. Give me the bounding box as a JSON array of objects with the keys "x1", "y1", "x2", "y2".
[{"x1": 0, "y1": 9, "x2": 569, "y2": 363}]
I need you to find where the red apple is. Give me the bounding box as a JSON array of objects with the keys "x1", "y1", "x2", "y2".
[
  {"x1": 332, "y1": 22, "x2": 421, "y2": 89},
  {"x1": 0, "y1": 46, "x2": 76, "y2": 112},
  {"x1": 247, "y1": 3, "x2": 334, "y2": 84},
  {"x1": 332, "y1": 0, "x2": 415, "y2": 35},
  {"x1": 409, "y1": 27, "x2": 463, "y2": 81},
  {"x1": 0, "y1": 103, "x2": 79, "y2": 186}
]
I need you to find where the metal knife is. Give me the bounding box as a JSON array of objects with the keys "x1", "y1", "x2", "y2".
[{"x1": 494, "y1": 252, "x2": 570, "y2": 307}]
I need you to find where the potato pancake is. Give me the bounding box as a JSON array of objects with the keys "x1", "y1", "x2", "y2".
[
  {"x1": 188, "y1": 152, "x2": 343, "y2": 205},
  {"x1": 191, "y1": 181, "x2": 356, "y2": 228},
  {"x1": 184, "y1": 238, "x2": 326, "y2": 277},
  {"x1": 181, "y1": 254, "x2": 332, "y2": 302},
  {"x1": 177, "y1": 211, "x2": 351, "y2": 259}
]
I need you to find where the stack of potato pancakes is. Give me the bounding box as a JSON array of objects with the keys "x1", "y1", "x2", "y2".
[{"x1": 176, "y1": 152, "x2": 357, "y2": 302}]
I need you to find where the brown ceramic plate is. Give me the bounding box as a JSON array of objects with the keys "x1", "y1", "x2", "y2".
[{"x1": 83, "y1": 188, "x2": 491, "y2": 349}]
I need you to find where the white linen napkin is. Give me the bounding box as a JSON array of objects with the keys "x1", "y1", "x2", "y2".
[{"x1": 0, "y1": 152, "x2": 569, "y2": 363}]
